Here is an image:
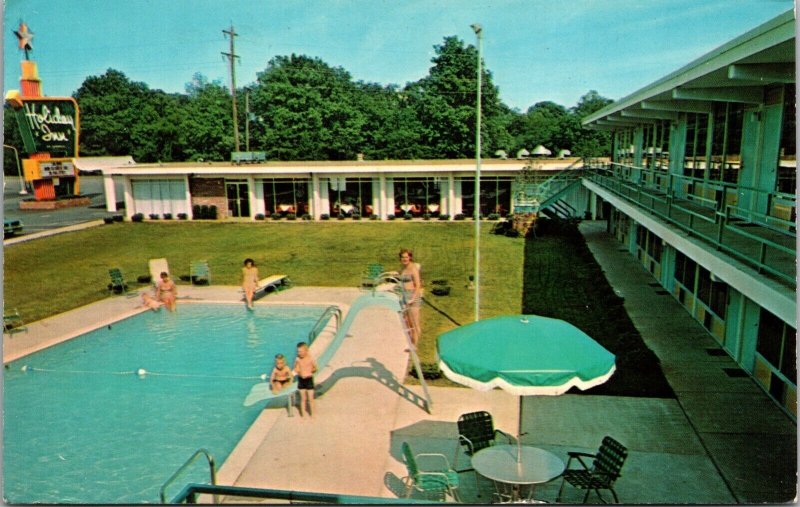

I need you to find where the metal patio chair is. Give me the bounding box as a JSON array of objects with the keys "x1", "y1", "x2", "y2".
[
  {"x1": 453, "y1": 410, "x2": 516, "y2": 492},
  {"x1": 556, "y1": 436, "x2": 628, "y2": 504},
  {"x1": 401, "y1": 442, "x2": 461, "y2": 502}
]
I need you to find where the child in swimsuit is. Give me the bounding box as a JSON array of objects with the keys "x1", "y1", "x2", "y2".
[
  {"x1": 270, "y1": 354, "x2": 293, "y2": 394},
  {"x1": 293, "y1": 342, "x2": 317, "y2": 418},
  {"x1": 156, "y1": 272, "x2": 177, "y2": 312}
]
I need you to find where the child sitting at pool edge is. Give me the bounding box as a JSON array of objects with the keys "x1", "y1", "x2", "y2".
[
  {"x1": 293, "y1": 342, "x2": 317, "y2": 418},
  {"x1": 269, "y1": 354, "x2": 293, "y2": 394}
]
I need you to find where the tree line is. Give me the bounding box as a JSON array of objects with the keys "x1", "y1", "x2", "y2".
[{"x1": 3, "y1": 35, "x2": 612, "y2": 168}]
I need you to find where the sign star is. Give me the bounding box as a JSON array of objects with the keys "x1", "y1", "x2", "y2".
[{"x1": 14, "y1": 22, "x2": 34, "y2": 57}]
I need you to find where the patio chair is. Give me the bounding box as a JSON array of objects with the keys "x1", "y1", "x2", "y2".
[
  {"x1": 148, "y1": 258, "x2": 170, "y2": 287},
  {"x1": 556, "y1": 436, "x2": 628, "y2": 504},
  {"x1": 3, "y1": 308, "x2": 27, "y2": 334},
  {"x1": 108, "y1": 268, "x2": 129, "y2": 295},
  {"x1": 401, "y1": 442, "x2": 461, "y2": 502},
  {"x1": 190, "y1": 260, "x2": 211, "y2": 285},
  {"x1": 454, "y1": 411, "x2": 515, "y2": 492},
  {"x1": 360, "y1": 263, "x2": 385, "y2": 288}
]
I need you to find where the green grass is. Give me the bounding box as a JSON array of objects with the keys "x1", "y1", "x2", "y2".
[
  {"x1": 522, "y1": 220, "x2": 675, "y2": 398},
  {"x1": 4, "y1": 222, "x2": 524, "y2": 371}
]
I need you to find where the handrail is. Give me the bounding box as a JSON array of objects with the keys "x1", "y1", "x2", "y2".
[
  {"x1": 308, "y1": 305, "x2": 342, "y2": 343},
  {"x1": 171, "y1": 483, "x2": 437, "y2": 504},
  {"x1": 159, "y1": 448, "x2": 217, "y2": 504}
]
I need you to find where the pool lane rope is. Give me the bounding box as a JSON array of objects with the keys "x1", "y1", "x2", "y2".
[{"x1": 19, "y1": 365, "x2": 268, "y2": 381}]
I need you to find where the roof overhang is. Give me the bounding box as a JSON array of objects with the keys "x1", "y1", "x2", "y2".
[{"x1": 583, "y1": 10, "x2": 795, "y2": 127}]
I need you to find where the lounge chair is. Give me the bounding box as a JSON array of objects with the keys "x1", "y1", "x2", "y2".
[
  {"x1": 453, "y1": 411, "x2": 515, "y2": 492},
  {"x1": 148, "y1": 258, "x2": 170, "y2": 286},
  {"x1": 252, "y1": 274, "x2": 290, "y2": 299},
  {"x1": 360, "y1": 263, "x2": 385, "y2": 288},
  {"x1": 190, "y1": 260, "x2": 211, "y2": 285},
  {"x1": 401, "y1": 442, "x2": 461, "y2": 502},
  {"x1": 3, "y1": 308, "x2": 27, "y2": 334},
  {"x1": 557, "y1": 436, "x2": 628, "y2": 504},
  {"x1": 108, "y1": 268, "x2": 129, "y2": 295}
]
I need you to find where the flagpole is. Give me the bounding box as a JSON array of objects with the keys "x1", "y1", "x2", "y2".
[{"x1": 471, "y1": 23, "x2": 483, "y2": 323}]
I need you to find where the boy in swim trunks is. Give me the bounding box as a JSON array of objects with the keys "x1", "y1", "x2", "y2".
[
  {"x1": 293, "y1": 342, "x2": 317, "y2": 418},
  {"x1": 269, "y1": 354, "x2": 293, "y2": 394}
]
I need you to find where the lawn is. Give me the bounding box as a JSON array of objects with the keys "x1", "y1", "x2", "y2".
[{"x1": 4, "y1": 221, "x2": 524, "y2": 369}]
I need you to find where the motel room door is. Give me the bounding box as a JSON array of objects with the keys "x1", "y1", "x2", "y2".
[{"x1": 226, "y1": 181, "x2": 250, "y2": 217}]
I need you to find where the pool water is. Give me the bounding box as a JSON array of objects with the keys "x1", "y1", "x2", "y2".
[{"x1": 3, "y1": 304, "x2": 326, "y2": 504}]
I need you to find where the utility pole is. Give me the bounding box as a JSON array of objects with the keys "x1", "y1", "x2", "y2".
[
  {"x1": 222, "y1": 25, "x2": 241, "y2": 152},
  {"x1": 245, "y1": 92, "x2": 250, "y2": 152}
]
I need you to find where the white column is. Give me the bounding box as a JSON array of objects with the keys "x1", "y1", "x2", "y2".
[
  {"x1": 246, "y1": 175, "x2": 257, "y2": 219},
  {"x1": 447, "y1": 174, "x2": 456, "y2": 218},
  {"x1": 385, "y1": 177, "x2": 395, "y2": 218},
  {"x1": 253, "y1": 178, "x2": 265, "y2": 217},
  {"x1": 102, "y1": 173, "x2": 117, "y2": 212},
  {"x1": 379, "y1": 175, "x2": 387, "y2": 219},
  {"x1": 371, "y1": 177, "x2": 381, "y2": 218},
  {"x1": 182, "y1": 175, "x2": 192, "y2": 217},
  {"x1": 311, "y1": 174, "x2": 321, "y2": 219},
  {"x1": 319, "y1": 178, "x2": 330, "y2": 218},
  {"x1": 452, "y1": 178, "x2": 462, "y2": 216},
  {"x1": 123, "y1": 177, "x2": 134, "y2": 218}
]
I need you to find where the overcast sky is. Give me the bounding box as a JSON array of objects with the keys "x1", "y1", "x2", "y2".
[{"x1": 3, "y1": 0, "x2": 793, "y2": 111}]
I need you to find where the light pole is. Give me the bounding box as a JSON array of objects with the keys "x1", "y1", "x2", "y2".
[
  {"x1": 4, "y1": 144, "x2": 28, "y2": 195},
  {"x1": 471, "y1": 23, "x2": 482, "y2": 322}
]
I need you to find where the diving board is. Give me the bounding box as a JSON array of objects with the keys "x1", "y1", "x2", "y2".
[{"x1": 254, "y1": 274, "x2": 290, "y2": 298}]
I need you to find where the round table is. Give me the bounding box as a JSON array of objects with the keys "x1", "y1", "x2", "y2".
[{"x1": 472, "y1": 445, "x2": 565, "y2": 502}]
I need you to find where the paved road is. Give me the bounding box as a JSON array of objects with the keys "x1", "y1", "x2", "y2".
[{"x1": 3, "y1": 175, "x2": 125, "y2": 236}]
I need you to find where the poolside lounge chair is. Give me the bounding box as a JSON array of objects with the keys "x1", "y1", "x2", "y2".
[
  {"x1": 401, "y1": 442, "x2": 461, "y2": 502},
  {"x1": 557, "y1": 436, "x2": 628, "y2": 504},
  {"x1": 453, "y1": 411, "x2": 515, "y2": 491},
  {"x1": 253, "y1": 274, "x2": 291, "y2": 298},
  {"x1": 3, "y1": 308, "x2": 27, "y2": 334},
  {"x1": 148, "y1": 258, "x2": 170, "y2": 286},
  {"x1": 360, "y1": 263, "x2": 385, "y2": 288},
  {"x1": 190, "y1": 260, "x2": 211, "y2": 285},
  {"x1": 108, "y1": 268, "x2": 129, "y2": 295}
]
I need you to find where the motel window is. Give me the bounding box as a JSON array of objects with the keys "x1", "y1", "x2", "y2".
[
  {"x1": 643, "y1": 121, "x2": 670, "y2": 171},
  {"x1": 709, "y1": 103, "x2": 744, "y2": 183},
  {"x1": 777, "y1": 84, "x2": 796, "y2": 194},
  {"x1": 695, "y1": 267, "x2": 728, "y2": 318},
  {"x1": 684, "y1": 113, "x2": 708, "y2": 179},
  {"x1": 674, "y1": 251, "x2": 696, "y2": 290},
  {"x1": 263, "y1": 178, "x2": 309, "y2": 216},
  {"x1": 459, "y1": 176, "x2": 513, "y2": 217},
  {"x1": 757, "y1": 309, "x2": 797, "y2": 385},
  {"x1": 329, "y1": 177, "x2": 374, "y2": 216}
]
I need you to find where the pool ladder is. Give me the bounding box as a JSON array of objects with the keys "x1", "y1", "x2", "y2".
[
  {"x1": 308, "y1": 305, "x2": 342, "y2": 342},
  {"x1": 159, "y1": 448, "x2": 217, "y2": 504}
]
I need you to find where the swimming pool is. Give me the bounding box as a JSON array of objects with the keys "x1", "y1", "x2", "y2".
[{"x1": 3, "y1": 304, "x2": 328, "y2": 504}]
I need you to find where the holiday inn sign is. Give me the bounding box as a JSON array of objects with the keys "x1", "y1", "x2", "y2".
[{"x1": 10, "y1": 96, "x2": 79, "y2": 157}]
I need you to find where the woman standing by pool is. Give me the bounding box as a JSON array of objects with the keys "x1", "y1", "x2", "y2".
[
  {"x1": 156, "y1": 272, "x2": 177, "y2": 311},
  {"x1": 398, "y1": 248, "x2": 422, "y2": 349},
  {"x1": 242, "y1": 258, "x2": 259, "y2": 309}
]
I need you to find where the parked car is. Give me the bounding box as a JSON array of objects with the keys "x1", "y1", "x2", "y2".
[{"x1": 4, "y1": 219, "x2": 23, "y2": 237}]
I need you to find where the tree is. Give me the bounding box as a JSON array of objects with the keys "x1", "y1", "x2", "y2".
[
  {"x1": 408, "y1": 36, "x2": 511, "y2": 159},
  {"x1": 509, "y1": 101, "x2": 569, "y2": 155},
  {"x1": 180, "y1": 73, "x2": 233, "y2": 161},
  {"x1": 568, "y1": 90, "x2": 613, "y2": 157},
  {"x1": 249, "y1": 55, "x2": 366, "y2": 160}
]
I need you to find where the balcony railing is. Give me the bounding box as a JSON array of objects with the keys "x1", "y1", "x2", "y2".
[{"x1": 586, "y1": 162, "x2": 795, "y2": 287}]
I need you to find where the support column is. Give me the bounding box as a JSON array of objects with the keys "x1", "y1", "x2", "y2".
[
  {"x1": 253, "y1": 178, "x2": 265, "y2": 217},
  {"x1": 385, "y1": 177, "x2": 395, "y2": 218},
  {"x1": 103, "y1": 173, "x2": 117, "y2": 212},
  {"x1": 183, "y1": 175, "x2": 192, "y2": 217},
  {"x1": 123, "y1": 177, "x2": 134, "y2": 219},
  {"x1": 379, "y1": 175, "x2": 387, "y2": 219},
  {"x1": 246, "y1": 175, "x2": 257, "y2": 219},
  {"x1": 447, "y1": 174, "x2": 456, "y2": 218},
  {"x1": 311, "y1": 174, "x2": 321, "y2": 219}
]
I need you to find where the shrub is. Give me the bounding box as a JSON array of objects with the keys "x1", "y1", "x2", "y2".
[
  {"x1": 337, "y1": 214, "x2": 346, "y2": 220},
  {"x1": 409, "y1": 362, "x2": 443, "y2": 380},
  {"x1": 199, "y1": 205, "x2": 209, "y2": 219},
  {"x1": 302, "y1": 214, "x2": 312, "y2": 221},
  {"x1": 255, "y1": 213, "x2": 265, "y2": 220},
  {"x1": 131, "y1": 213, "x2": 144, "y2": 222},
  {"x1": 352, "y1": 213, "x2": 361, "y2": 220},
  {"x1": 163, "y1": 213, "x2": 173, "y2": 220},
  {"x1": 438, "y1": 214, "x2": 450, "y2": 221},
  {"x1": 504, "y1": 228, "x2": 521, "y2": 237},
  {"x1": 177, "y1": 213, "x2": 188, "y2": 220},
  {"x1": 423, "y1": 213, "x2": 431, "y2": 220},
  {"x1": 286, "y1": 213, "x2": 297, "y2": 220},
  {"x1": 112, "y1": 215, "x2": 124, "y2": 222},
  {"x1": 103, "y1": 217, "x2": 114, "y2": 224},
  {"x1": 387, "y1": 214, "x2": 396, "y2": 220},
  {"x1": 403, "y1": 213, "x2": 413, "y2": 220},
  {"x1": 488, "y1": 213, "x2": 500, "y2": 220},
  {"x1": 370, "y1": 214, "x2": 379, "y2": 220},
  {"x1": 454, "y1": 213, "x2": 466, "y2": 221},
  {"x1": 320, "y1": 214, "x2": 330, "y2": 220},
  {"x1": 271, "y1": 213, "x2": 282, "y2": 220},
  {"x1": 208, "y1": 205, "x2": 218, "y2": 219},
  {"x1": 148, "y1": 213, "x2": 160, "y2": 220}
]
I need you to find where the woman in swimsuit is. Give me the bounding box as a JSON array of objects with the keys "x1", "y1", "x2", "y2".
[
  {"x1": 156, "y1": 271, "x2": 177, "y2": 312},
  {"x1": 398, "y1": 248, "x2": 422, "y2": 349},
  {"x1": 242, "y1": 258, "x2": 259, "y2": 309}
]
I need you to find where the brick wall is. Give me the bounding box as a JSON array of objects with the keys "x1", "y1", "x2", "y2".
[{"x1": 189, "y1": 177, "x2": 227, "y2": 219}]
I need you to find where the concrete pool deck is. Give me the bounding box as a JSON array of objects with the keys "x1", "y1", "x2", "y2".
[{"x1": 5, "y1": 230, "x2": 796, "y2": 503}]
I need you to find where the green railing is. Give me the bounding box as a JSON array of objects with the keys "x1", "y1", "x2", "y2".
[
  {"x1": 159, "y1": 449, "x2": 217, "y2": 504},
  {"x1": 169, "y1": 483, "x2": 439, "y2": 504},
  {"x1": 308, "y1": 305, "x2": 342, "y2": 343},
  {"x1": 586, "y1": 163, "x2": 795, "y2": 286}
]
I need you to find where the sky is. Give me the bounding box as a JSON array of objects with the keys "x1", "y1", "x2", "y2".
[{"x1": 2, "y1": 0, "x2": 794, "y2": 112}]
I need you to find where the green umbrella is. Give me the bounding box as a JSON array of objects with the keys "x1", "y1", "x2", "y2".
[{"x1": 437, "y1": 314, "x2": 615, "y2": 460}]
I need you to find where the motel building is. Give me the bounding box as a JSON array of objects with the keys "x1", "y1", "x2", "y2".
[{"x1": 88, "y1": 11, "x2": 795, "y2": 417}]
